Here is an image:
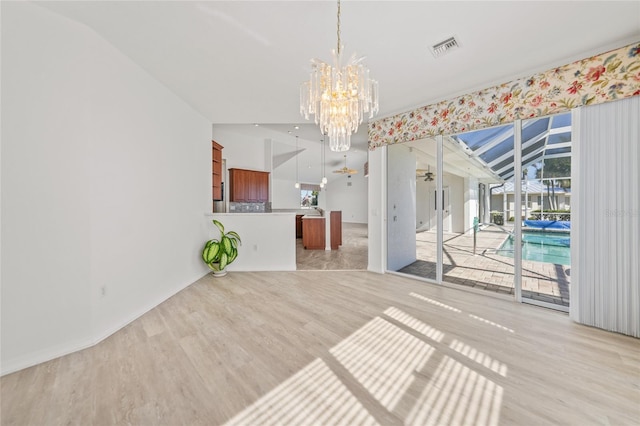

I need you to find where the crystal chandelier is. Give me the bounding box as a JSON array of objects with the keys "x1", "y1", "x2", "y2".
[
  {"x1": 300, "y1": 0, "x2": 379, "y2": 152},
  {"x1": 320, "y1": 135, "x2": 327, "y2": 188}
]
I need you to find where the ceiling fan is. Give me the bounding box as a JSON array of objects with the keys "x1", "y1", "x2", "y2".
[
  {"x1": 333, "y1": 155, "x2": 358, "y2": 175},
  {"x1": 416, "y1": 166, "x2": 435, "y2": 181}
]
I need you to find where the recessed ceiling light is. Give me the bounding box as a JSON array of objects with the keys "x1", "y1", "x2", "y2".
[
  {"x1": 294, "y1": 125, "x2": 300, "y2": 130},
  {"x1": 254, "y1": 123, "x2": 260, "y2": 127}
]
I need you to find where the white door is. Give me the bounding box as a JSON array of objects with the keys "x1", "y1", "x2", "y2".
[
  {"x1": 433, "y1": 187, "x2": 451, "y2": 232},
  {"x1": 387, "y1": 146, "x2": 417, "y2": 271},
  {"x1": 443, "y1": 187, "x2": 451, "y2": 232}
]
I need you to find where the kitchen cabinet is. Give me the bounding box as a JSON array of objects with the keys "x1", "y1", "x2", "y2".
[
  {"x1": 302, "y1": 217, "x2": 325, "y2": 250},
  {"x1": 255, "y1": 171, "x2": 269, "y2": 202},
  {"x1": 228, "y1": 168, "x2": 270, "y2": 202},
  {"x1": 212, "y1": 141, "x2": 223, "y2": 211},
  {"x1": 295, "y1": 215, "x2": 303, "y2": 238}
]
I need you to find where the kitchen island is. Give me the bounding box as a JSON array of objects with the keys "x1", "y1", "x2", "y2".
[{"x1": 302, "y1": 214, "x2": 325, "y2": 250}]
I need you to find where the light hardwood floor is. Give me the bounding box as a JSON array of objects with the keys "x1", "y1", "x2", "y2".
[{"x1": 1, "y1": 271, "x2": 639, "y2": 425}]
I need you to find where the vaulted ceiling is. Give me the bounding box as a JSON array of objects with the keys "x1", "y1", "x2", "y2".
[{"x1": 37, "y1": 1, "x2": 640, "y2": 181}]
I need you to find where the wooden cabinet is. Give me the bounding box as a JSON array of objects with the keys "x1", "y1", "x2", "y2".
[
  {"x1": 330, "y1": 211, "x2": 342, "y2": 250},
  {"x1": 255, "y1": 172, "x2": 269, "y2": 202},
  {"x1": 295, "y1": 215, "x2": 304, "y2": 238},
  {"x1": 230, "y1": 169, "x2": 249, "y2": 201},
  {"x1": 212, "y1": 141, "x2": 223, "y2": 211},
  {"x1": 302, "y1": 218, "x2": 326, "y2": 250},
  {"x1": 228, "y1": 168, "x2": 270, "y2": 202}
]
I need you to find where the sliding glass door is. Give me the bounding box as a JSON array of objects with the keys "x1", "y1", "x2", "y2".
[
  {"x1": 519, "y1": 114, "x2": 572, "y2": 310},
  {"x1": 442, "y1": 124, "x2": 515, "y2": 294},
  {"x1": 387, "y1": 113, "x2": 572, "y2": 311}
]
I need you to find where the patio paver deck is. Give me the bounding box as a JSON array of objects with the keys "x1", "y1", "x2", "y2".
[{"x1": 398, "y1": 226, "x2": 570, "y2": 307}]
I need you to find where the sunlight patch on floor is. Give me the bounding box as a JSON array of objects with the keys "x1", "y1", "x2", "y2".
[
  {"x1": 409, "y1": 292, "x2": 462, "y2": 312},
  {"x1": 406, "y1": 355, "x2": 504, "y2": 426},
  {"x1": 224, "y1": 298, "x2": 507, "y2": 425},
  {"x1": 468, "y1": 314, "x2": 515, "y2": 333},
  {"x1": 224, "y1": 358, "x2": 379, "y2": 426},
  {"x1": 383, "y1": 306, "x2": 445, "y2": 342},
  {"x1": 330, "y1": 316, "x2": 434, "y2": 411},
  {"x1": 449, "y1": 339, "x2": 508, "y2": 377}
]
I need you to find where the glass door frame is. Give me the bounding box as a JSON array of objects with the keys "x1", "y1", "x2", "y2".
[{"x1": 406, "y1": 119, "x2": 569, "y2": 311}]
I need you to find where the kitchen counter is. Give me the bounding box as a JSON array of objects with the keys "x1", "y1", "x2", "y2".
[
  {"x1": 302, "y1": 214, "x2": 323, "y2": 218},
  {"x1": 272, "y1": 208, "x2": 323, "y2": 216},
  {"x1": 207, "y1": 212, "x2": 295, "y2": 217}
]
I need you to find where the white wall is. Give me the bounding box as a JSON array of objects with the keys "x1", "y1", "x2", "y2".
[
  {"x1": 211, "y1": 126, "x2": 267, "y2": 172},
  {"x1": 463, "y1": 177, "x2": 479, "y2": 234},
  {"x1": 272, "y1": 177, "x2": 302, "y2": 209},
  {"x1": 368, "y1": 148, "x2": 386, "y2": 273},
  {"x1": 326, "y1": 171, "x2": 368, "y2": 224},
  {"x1": 2, "y1": 2, "x2": 93, "y2": 371},
  {"x1": 1, "y1": 2, "x2": 211, "y2": 374},
  {"x1": 416, "y1": 179, "x2": 434, "y2": 231},
  {"x1": 209, "y1": 214, "x2": 296, "y2": 271},
  {"x1": 386, "y1": 145, "x2": 417, "y2": 271}
]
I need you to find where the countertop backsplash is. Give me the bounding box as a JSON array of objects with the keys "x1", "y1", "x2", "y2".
[{"x1": 228, "y1": 202, "x2": 271, "y2": 213}]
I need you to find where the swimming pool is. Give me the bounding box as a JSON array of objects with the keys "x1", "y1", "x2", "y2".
[{"x1": 497, "y1": 231, "x2": 571, "y2": 265}]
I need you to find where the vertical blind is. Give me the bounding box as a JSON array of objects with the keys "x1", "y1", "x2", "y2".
[{"x1": 571, "y1": 96, "x2": 640, "y2": 337}]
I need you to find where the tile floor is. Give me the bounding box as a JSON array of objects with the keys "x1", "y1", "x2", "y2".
[{"x1": 296, "y1": 222, "x2": 368, "y2": 271}]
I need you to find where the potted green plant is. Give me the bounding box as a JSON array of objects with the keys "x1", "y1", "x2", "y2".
[
  {"x1": 491, "y1": 211, "x2": 504, "y2": 225},
  {"x1": 202, "y1": 219, "x2": 241, "y2": 277}
]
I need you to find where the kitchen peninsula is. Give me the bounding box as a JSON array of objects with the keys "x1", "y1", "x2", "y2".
[
  {"x1": 208, "y1": 212, "x2": 296, "y2": 271},
  {"x1": 208, "y1": 208, "x2": 342, "y2": 271}
]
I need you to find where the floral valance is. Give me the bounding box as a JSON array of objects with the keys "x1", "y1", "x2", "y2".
[{"x1": 369, "y1": 42, "x2": 640, "y2": 149}]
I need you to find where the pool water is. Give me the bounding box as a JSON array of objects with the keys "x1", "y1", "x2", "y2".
[{"x1": 497, "y1": 231, "x2": 571, "y2": 266}]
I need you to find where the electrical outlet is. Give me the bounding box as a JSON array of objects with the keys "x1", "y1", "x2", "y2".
[{"x1": 100, "y1": 286, "x2": 106, "y2": 297}]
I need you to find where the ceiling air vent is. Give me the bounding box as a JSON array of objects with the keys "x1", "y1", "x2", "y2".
[{"x1": 431, "y1": 36, "x2": 460, "y2": 58}]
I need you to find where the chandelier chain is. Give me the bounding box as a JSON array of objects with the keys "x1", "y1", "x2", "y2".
[
  {"x1": 336, "y1": 0, "x2": 341, "y2": 56},
  {"x1": 299, "y1": 0, "x2": 378, "y2": 152}
]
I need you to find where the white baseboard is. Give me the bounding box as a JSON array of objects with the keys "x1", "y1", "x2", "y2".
[
  {"x1": 1, "y1": 272, "x2": 208, "y2": 377},
  {"x1": 0, "y1": 338, "x2": 96, "y2": 377}
]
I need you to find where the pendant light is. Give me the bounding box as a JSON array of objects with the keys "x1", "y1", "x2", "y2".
[
  {"x1": 294, "y1": 135, "x2": 300, "y2": 189},
  {"x1": 320, "y1": 136, "x2": 327, "y2": 188}
]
